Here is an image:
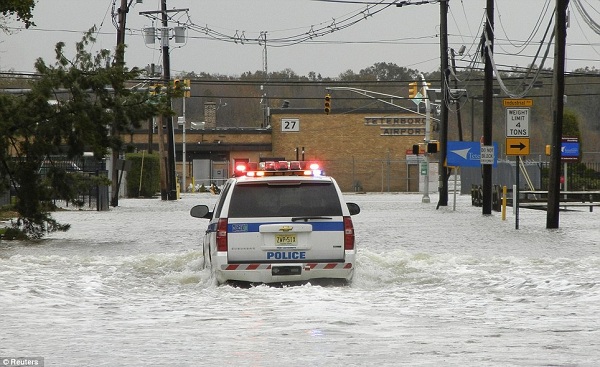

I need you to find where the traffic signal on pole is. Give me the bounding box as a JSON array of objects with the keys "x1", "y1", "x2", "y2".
[
  {"x1": 324, "y1": 93, "x2": 331, "y2": 114},
  {"x1": 427, "y1": 141, "x2": 439, "y2": 154},
  {"x1": 408, "y1": 82, "x2": 418, "y2": 99},
  {"x1": 183, "y1": 79, "x2": 191, "y2": 98},
  {"x1": 173, "y1": 79, "x2": 181, "y2": 95},
  {"x1": 149, "y1": 84, "x2": 163, "y2": 96}
]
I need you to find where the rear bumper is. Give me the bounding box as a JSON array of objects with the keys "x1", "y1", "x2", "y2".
[{"x1": 214, "y1": 260, "x2": 355, "y2": 284}]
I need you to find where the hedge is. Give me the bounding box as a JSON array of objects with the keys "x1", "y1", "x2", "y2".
[{"x1": 125, "y1": 152, "x2": 160, "y2": 198}]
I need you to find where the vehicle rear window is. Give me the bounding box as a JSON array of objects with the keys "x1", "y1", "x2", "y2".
[{"x1": 228, "y1": 182, "x2": 342, "y2": 218}]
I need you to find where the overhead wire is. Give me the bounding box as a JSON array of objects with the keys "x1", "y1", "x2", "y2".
[
  {"x1": 146, "y1": 0, "x2": 405, "y2": 48},
  {"x1": 494, "y1": 0, "x2": 553, "y2": 55},
  {"x1": 571, "y1": 0, "x2": 600, "y2": 35},
  {"x1": 482, "y1": 8, "x2": 555, "y2": 99},
  {"x1": 570, "y1": 5, "x2": 600, "y2": 60}
]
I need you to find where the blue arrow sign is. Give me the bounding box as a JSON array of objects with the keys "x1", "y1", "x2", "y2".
[{"x1": 447, "y1": 141, "x2": 498, "y2": 167}]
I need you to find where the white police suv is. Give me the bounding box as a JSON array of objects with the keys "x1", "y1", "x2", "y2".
[{"x1": 190, "y1": 160, "x2": 360, "y2": 285}]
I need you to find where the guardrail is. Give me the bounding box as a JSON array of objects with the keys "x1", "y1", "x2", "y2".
[
  {"x1": 518, "y1": 190, "x2": 600, "y2": 212},
  {"x1": 471, "y1": 186, "x2": 600, "y2": 212}
]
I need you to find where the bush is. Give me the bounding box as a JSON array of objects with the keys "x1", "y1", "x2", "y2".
[{"x1": 125, "y1": 152, "x2": 160, "y2": 198}]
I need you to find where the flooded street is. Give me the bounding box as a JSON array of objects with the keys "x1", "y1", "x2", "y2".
[{"x1": 1, "y1": 193, "x2": 599, "y2": 366}]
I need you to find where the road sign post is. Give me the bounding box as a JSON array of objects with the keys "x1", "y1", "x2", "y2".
[{"x1": 503, "y1": 99, "x2": 532, "y2": 229}]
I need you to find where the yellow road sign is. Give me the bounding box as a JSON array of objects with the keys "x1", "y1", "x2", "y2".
[
  {"x1": 503, "y1": 99, "x2": 533, "y2": 107},
  {"x1": 506, "y1": 138, "x2": 530, "y2": 156}
]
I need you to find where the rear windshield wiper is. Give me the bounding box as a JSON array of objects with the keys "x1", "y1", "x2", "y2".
[{"x1": 291, "y1": 216, "x2": 332, "y2": 222}]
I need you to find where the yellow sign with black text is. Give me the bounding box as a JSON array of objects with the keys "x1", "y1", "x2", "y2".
[
  {"x1": 503, "y1": 99, "x2": 533, "y2": 107},
  {"x1": 505, "y1": 138, "x2": 530, "y2": 156}
]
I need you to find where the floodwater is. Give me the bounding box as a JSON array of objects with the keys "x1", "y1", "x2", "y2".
[{"x1": 1, "y1": 193, "x2": 598, "y2": 366}]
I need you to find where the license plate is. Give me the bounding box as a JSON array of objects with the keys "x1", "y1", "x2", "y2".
[{"x1": 275, "y1": 234, "x2": 297, "y2": 245}]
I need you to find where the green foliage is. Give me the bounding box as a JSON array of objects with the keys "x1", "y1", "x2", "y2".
[
  {"x1": 0, "y1": 227, "x2": 29, "y2": 241},
  {"x1": 563, "y1": 108, "x2": 582, "y2": 138},
  {"x1": 125, "y1": 153, "x2": 160, "y2": 198},
  {"x1": 0, "y1": 0, "x2": 35, "y2": 30},
  {"x1": 0, "y1": 30, "x2": 171, "y2": 239}
]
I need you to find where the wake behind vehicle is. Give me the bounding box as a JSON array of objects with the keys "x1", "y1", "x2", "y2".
[{"x1": 190, "y1": 160, "x2": 360, "y2": 286}]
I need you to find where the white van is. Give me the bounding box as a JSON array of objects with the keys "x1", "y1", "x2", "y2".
[{"x1": 190, "y1": 160, "x2": 360, "y2": 285}]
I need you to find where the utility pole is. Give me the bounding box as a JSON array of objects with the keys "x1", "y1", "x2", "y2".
[
  {"x1": 450, "y1": 48, "x2": 464, "y2": 141},
  {"x1": 162, "y1": 0, "x2": 177, "y2": 200},
  {"x1": 437, "y1": 0, "x2": 449, "y2": 208},
  {"x1": 421, "y1": 74, "x2": 431, "y2": 204},
  {"x1": 482, "y1": 0, "x2": 494, "y2": 215},
  {"x1": 139, "y1": 5, "x2": 188, "y2": 201},
  {"x1": 547, "y1": 0, "x2": 570, "y2": 228},
  {"x1": 112, "y1": 0, "x2": 131, "y2": 207}
]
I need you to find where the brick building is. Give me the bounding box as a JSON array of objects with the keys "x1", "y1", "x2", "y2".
[{"x1": 128, "y1": 106, "x2": 438, "y2": 192}]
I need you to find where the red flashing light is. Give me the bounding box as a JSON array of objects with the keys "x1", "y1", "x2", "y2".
[
  {"x1": 237, "y1": 160, "x2": 323, "y2": 177},
  {"x1": 289, "y1": 161, "x2": 301, "y2": 170}
]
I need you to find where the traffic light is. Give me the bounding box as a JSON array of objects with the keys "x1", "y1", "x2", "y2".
[
  {"x1": 183, "y1": 79, "x2": 191, "y2": 98},
  {"x1": 324, "y1": 93, "x2": 331, "y2": 114},
  {"x1": 408, "y1": 82, "x2": 418, "y2": 99},
  {"x1": 149, "y1": 84, "x2": 163, "y2": 96},
  {"x1": 173, "y1": 79, "x2": 181, "y2": 90},
  {"x1": 427, "y1": 141, "x2": 439, "y2": 153}
]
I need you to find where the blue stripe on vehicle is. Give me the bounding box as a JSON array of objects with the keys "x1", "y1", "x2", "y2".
[{"x1": 229, "y1": 221, "x2": 344, "y2": 233}]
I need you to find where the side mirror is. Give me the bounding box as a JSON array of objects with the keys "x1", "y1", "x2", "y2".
[
  {"x1": 346, "y1": 202, "x2": 360, "y2": 216},
  {"x1": 190, "y1": 205, "x2": 212, "y2": 219}
]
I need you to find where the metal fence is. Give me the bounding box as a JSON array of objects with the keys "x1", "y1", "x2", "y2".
[
  {"x1": 48, "y1": 158, "x2": 110, "y2": 211},
  {"x1": 540, "y1": 162, "x2": 600, "y2": 191},
  {"x1": 186, "y1": 157, "x2": 600, "y2": 195},
  {"x1": 1, "y1": 157, "x2": 110, "y2": 211}
]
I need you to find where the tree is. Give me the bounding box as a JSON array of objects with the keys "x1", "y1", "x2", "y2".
[
  {"x1": 1, "y1": 0, "x2": 35, "y2": 31},
  {"x1": 0, "y1": 29, "x2": 170, "y2": 239},
  {"x1": 358, "y1": 62, "x2": 420, "y2": 81}
]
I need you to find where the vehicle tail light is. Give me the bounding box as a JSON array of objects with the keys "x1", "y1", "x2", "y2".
[
  {"x1": 216, "y1": 218, "x2": 228, "y2": 252},
  {"x1": 343, "y1": 216, "x2": 355, "y2": 250}
]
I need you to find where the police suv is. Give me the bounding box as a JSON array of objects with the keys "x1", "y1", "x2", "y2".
[{"x1": 190, "y1": 160, "x2": 360, "y2": 285}]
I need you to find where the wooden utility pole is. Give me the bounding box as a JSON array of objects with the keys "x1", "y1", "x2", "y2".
[
  {"x1": 139, "y1": 3, "x2": 188, "y2": 201},
  {"x1": 162, "y1": 0, "x2": 177, "y2": 201},
  {"x1": 112, "y1": 0, "x2": 130, "y2": 207},
  {"x1": 437, "y1": 0, "x2": 449, "y2": 208},
  {"x1": 547, "y1": 0, "x2": 570, "y2": 228},
  {"x1": 482, "y1": 0, "x2": 494, "y2": 215}
]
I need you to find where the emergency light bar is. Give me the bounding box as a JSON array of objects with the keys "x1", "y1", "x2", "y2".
[{"x1": 233, "y1": 160, "x2": 322, "y2": 177}]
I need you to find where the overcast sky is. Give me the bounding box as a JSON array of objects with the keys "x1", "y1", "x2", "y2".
[{"x1": 1, "y1": 0, "x2": 599, "y2": 78}]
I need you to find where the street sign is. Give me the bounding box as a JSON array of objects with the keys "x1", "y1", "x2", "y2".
[
  {"x1": 420, "y1": 161, "x2": 428, "y2": 175},
  {"x1": 506, "y1": 138, "x2": 530, "y2": 155},
  {"x1": 480, "y1": 145, "x2": 495, "y2": 165},
  {"x1": 561, "y1": 137, "x2": 580, "y2": 162},
  {"x1": 447, "y1": 141, "x2": 498, "y2": 167},
  {"x1": 503, "y1": 99, "x2": 533, "y2": 107},
  {"x1": 505, "y1": 108, "x2": 530, "y2": 137}
]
